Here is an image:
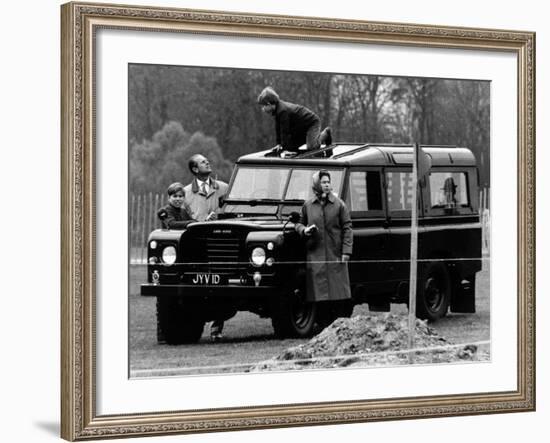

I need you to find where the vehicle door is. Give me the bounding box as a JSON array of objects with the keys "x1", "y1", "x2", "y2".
[
  {"x1": 422, "y1": 167, "x2": 482, "y2": 274},
  {"x1": 384, "y1": 167, "x2": 425, "y2": 284},
  {"x1": 345, "y1": 168, "x2": 389, "y2": 290}
]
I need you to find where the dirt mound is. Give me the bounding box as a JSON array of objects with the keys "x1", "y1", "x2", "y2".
[{"x1": 251, "y1": 314, "x2": 489, "y2": 372}]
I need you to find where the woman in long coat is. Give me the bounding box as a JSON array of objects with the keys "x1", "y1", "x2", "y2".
[{"x1": 295, "y1": 170, "x2": 353, "y2": 302}]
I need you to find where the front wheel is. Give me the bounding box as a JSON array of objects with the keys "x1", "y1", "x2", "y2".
[
  {"x1": 271, "y1": 288, "x2": 318, "y2": 339},
  {"x1": 156, "y1": 297, "x2": 205, "y2": 344},
  {"x1": 416, "y1": 262, "x2": 451, "y2": 321},
  {"x1": 317, "y1": 300, "x2": 354, "y2": 329}
]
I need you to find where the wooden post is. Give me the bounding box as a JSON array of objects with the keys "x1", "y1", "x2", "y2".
[
  {"x1": 147, "y1": 192, "x2": 153, "y2": 260},
  {"x1": 130, "y1": 193, "x2": 136, "y2": 263},
  {"x1": 154, "y1": 193, "x2": 160, "y2": 229},
  {"x1": 139, "y1": 194, "x2": 146, "y2": 263},
  {"x1": 479, "y1": 189, "x2": 482, "y2": 212},
  {"x1": 148, "y1": 191, "x2": 153, "y2": 252},
  {"x1": 407, "y1": 143, "x2": 420, "y2": 363},
  {"x1": 134, "y1": 194, "x2": 139, "y2": 262}
]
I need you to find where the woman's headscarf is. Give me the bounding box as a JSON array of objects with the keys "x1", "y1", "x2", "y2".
[{"x1": 311, "y1": 170, "x2": 331, "y2": 200}]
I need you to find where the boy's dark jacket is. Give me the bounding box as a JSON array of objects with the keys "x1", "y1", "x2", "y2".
[
  {"x1": 158, "y1": 204, "x2": 195, "y2": 229},
  {"x1": 274, "y1": 100, "x2": 320, "y2": 150}
]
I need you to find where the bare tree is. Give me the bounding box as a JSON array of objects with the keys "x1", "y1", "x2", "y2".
[
  {"x1": 128, "y1": 66, "x2": 490, "y2": 189},
  {"x1": 406, "y1": 78, "x2": 438, "y2": 144}
]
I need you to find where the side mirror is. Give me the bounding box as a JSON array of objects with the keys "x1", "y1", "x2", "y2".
[{"x1": 288, "y1": 211, "x2": 300, "y2": 223}]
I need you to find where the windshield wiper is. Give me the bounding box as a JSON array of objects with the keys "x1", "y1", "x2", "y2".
[
  {"x1": 223, "y1": 198, "x2": 281, "y2": 207},
  {"x1": 224, "y1": 198, "x2": 305, "y2": 206},
  {"x1": 248, "y1": 198, "x2": 281, "y2": 206},
  {"x1": 222, "y1": 198, "x2": 245, "y2": 204},
  {"x1": 282, "y1": 199, "x2": 305, "y2": 204}
]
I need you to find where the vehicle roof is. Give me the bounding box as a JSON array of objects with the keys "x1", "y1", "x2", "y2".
[{"x1": 236, "y1": 143, "x2": 477, "y2": 168}]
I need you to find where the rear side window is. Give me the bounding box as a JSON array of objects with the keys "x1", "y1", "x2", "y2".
[
  {"x1": 348, "y1": 171, "x2": 383, "y2": 212},
  {"x1": 386, "y1": 171, "x2": 414, "y2": 213},
  {"x1": 428, "y1": 172, "x2": 469, "y2": 209}
]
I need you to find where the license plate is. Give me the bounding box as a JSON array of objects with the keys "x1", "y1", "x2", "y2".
[{"x1": 190, "y1": 273, "x2": 223, "y2": 285}]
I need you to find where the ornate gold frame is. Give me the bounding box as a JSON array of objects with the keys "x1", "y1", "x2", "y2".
[{"x1": 61, "y1": 2, "x2": 536, "y2": 440}]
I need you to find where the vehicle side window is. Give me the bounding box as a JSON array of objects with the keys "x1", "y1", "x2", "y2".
[
  {"x1": 428, "y1": 172, "x2": 469, "y2": 209},
  {"x1": 348, "y1": 171, "x2": 383, "y2": 212},
  {"x1": 386, "y1": 171, "x2": 414, "y2": 213},
  {"x1": 285, "y1": 169, "x2": 344, "y2": 201}
]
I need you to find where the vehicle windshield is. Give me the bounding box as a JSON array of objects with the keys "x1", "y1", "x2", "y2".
[
  {"x1": 226, "y1": 166, "x2": 344, "y2": 206},
  {"x1": 227, "y1": 167, "x2": 288, "y2": 200}
]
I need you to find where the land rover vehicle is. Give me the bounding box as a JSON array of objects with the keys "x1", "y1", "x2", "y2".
[{"x1": 141, "y1": 144, "x2": 482, "y2": 344}]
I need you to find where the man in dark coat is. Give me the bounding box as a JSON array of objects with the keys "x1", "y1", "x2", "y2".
[
  {"x1": 295, "y1": 170, "x2": 353, "y2": 302},
  {"x1": 257, "y1": 87, "x2": 332, "y2": 153}
]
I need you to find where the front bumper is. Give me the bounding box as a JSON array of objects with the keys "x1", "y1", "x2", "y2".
[{"x1": 140, "y1": 283, "x2": 277, "y2": 298}]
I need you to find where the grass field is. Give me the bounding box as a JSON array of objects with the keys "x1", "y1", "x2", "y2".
[{"x1": 129, "y1": 260, "x2": 490, "y2": 377}]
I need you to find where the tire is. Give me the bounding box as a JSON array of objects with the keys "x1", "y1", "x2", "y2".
[
  {"x1": 416, "y1": 262, "x2": 451, "y2": 321},
  {"x1": 271, "y1": 288, "x2": 318, "y2": 339},
  {"x1": 156, "y1": 297, "x2": 205, "y2": 344},
  {"x1": 317, "y1": 300, "x2": 354, "y2": 329}
]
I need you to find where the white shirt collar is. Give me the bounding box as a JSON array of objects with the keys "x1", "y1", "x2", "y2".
[{"x1": 196, "y1": 177, "x2": 210, "y2": 192}]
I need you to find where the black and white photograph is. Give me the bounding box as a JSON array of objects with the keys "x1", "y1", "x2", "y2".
[
  {"x1": 128, "y1": 64, "x2": 491, "y2": 377},
  {"x1": 52, "y1": 1, "x2": 537, "y2": 441}
]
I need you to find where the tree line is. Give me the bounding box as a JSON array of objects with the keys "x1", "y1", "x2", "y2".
[{"x1": 129, "y1": 64, "x2": 490, "y2": 195}]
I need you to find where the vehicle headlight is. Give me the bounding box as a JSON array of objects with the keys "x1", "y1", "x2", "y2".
[
  {"x1": 251, "y1": 247, "x2": 266, "y2": 267},
  {"x1": 161, "y1": 245, "x2": 177, "y2": 265},
  {"x1": 150, "y1": 240, "x2": 157, "y2": 250}
]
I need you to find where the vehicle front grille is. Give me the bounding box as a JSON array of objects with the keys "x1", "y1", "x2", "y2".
[
  {"x1": 204, "y1": 236, "x2": 244, "y2": 273},
  {"x1": 180, "y1": 225, "x2": 250, "y2": 276}
]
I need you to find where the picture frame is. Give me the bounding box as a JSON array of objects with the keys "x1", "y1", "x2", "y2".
[{"x1": 61, "y1": 1, "x2": 535, "y2": 440}]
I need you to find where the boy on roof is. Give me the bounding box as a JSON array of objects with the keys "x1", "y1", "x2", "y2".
[{"x1": 257, "y1": 86, "x2": 332, "y2": 154}]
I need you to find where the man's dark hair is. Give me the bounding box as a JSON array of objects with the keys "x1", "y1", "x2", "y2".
[
  {"x1": 257, "y1": 86, "x2": 280, "y2": 105},
  {"x1": 318, "y1": 169, "x2": 331, "y2": 181},
  {"x1": 188, "y1": 154, "x2": 201, "y2": 175}
]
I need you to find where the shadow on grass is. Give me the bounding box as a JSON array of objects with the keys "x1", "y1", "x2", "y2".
[{"x1": 195, "y1": 333, "x2": 285, "y2": 345}]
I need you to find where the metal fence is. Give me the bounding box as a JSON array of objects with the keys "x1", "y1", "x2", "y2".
[
  {"x1": 129, "y1": 187, "x2": 491, "y2": 264},
  {"x1": 130, "y1": 193, "x2": 166, "y2": 264}
]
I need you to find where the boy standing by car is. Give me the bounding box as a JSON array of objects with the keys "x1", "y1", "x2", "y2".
[{"x1": 157, "y1": 182, "x2": 195, "y2": 229}]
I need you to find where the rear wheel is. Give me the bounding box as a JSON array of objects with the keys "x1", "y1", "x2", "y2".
[
  {"x1": 416, "y1": 262, "x2": 451, "y2": 321},
  {"x1": 271, "y1": 288, "x2": 318, "y2": 338},
  {"x1": 156, "y1": 297, "x2": 205, "y2": 344}
]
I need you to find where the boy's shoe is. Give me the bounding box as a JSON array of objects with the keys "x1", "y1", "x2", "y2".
[
  {"x1": 280, "y1": 150, "x2": 297, "y2": 159},
  {"x1": 321, "y1": 127, "x2": 332, "y2": 146},
  {"x1": 210, "y1": 332, "x2": 223, "y2": 342}
]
